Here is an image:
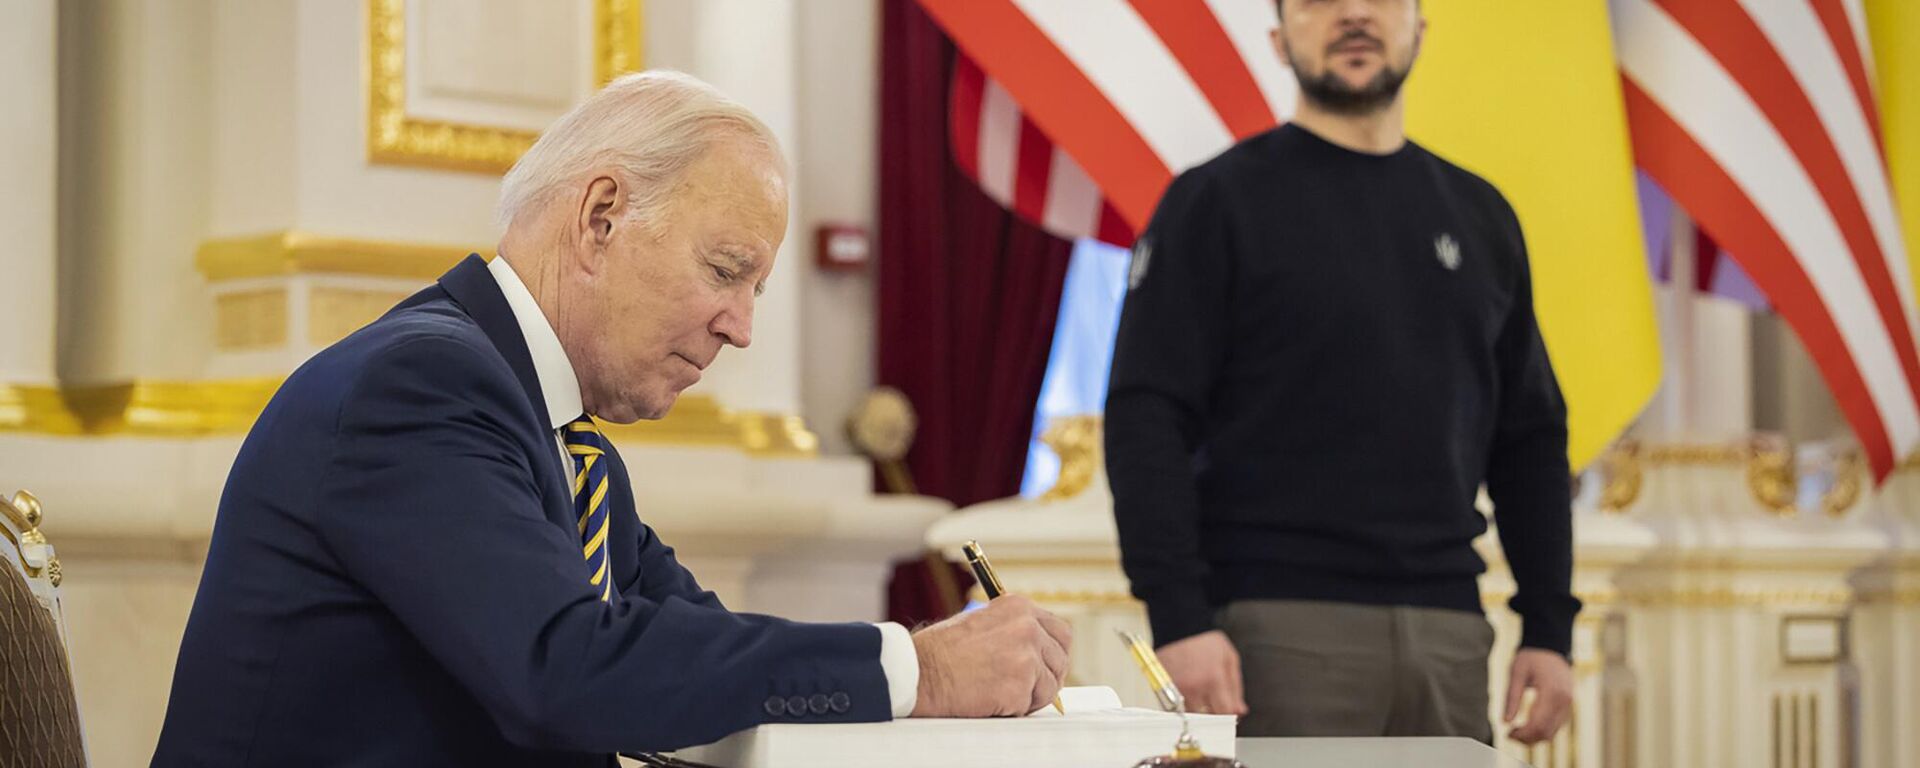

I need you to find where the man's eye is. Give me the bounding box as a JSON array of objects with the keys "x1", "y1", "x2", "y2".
[{"x1": 711, "y1": 265, "x2": 733, "y2": 281}]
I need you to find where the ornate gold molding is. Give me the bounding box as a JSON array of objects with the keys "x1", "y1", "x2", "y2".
[
  {"x1": 214, "y1": 290, "x2": 291, "y2": 350},
  {"x1": 0, "y1": 385, "x2": 83, "y2": 434},
  {"x1": 366, "y1": 0, "x2": 645, "y2": 174},
  {"x1": 1598, "y1": 441, "x2": 1643, "y2": 514},
  {"x1": 599, "y1": 394, "x2": 819, "y2": 457},
  {"x1": 1618, "y1": 586, "x2": 1854, "y2": 607},
  {"x1": 595, "y1": 0, "x2": 644, "y2": 87},
  {"x1": 2, "y1": 381, "x2": 280, "y2": 437},
  {"x1": 0, "y1": 382, "x2": 817, "y2": 456},
  {"x1": 969, "y1": 587, "x2": 1140, "y2": 606},
  {"x1": 0, "y1": 490, "x2": 59, "y2": 587},
  {"x1": 1039, "y1": 415, "x2": 1101, "y2": 503},
  {"x1": 197, "y1": 231, "x2": 477, "y2": 283},
  {"x1": 1855, "y1": 589, "x2": 1920, "y2": 605},
  {"x1": 1639, "y1": 438, "x2": 1865, "y2": 519}
]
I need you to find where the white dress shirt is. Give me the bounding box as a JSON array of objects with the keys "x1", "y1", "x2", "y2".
[{"x1": 486, "y1": 256, "x2": 919, "y2": 718}]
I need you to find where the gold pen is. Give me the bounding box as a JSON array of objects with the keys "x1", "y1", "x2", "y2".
[
  {"x1": 1118, "y1": 629, "x2": 1211, "y2": 762},
  {"x1": 961, "y1": 540, "x2": 1066, "y2": 714}
]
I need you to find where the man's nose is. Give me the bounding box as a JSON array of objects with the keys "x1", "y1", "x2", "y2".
[
  {"x1": 1334, "y1": 0, "x2": 1376, "y2": 23},
  {"x1": 712, "y1": 297, "x2": 754, "y2": 349}
]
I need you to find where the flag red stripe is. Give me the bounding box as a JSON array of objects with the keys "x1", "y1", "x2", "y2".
[
  {"x1": 1806, "y1": 0, "x2": 1885, "y2": 146},
  {"x1": 1652, "y1": 0, "x2": 1920, "y2": 408},
  {"x1": 1012, "y1": 117, "x2": 1055, "y2": 223},
  {"x1": 1625, "y1": 79, "x2": 1896, "y2": 476},
  {"x1": 949, "y1": 55, "x2": 986, "y2": 179},
  {"x1": 1097, "y1": 200, "x2": 1135, "y2": 247},
  {"x1": 1125, "y1": 0, "x2": 1278, "y2": 140},
  {"x1": 915, "y1": 0, "x2": 1172, "y2": 230}
]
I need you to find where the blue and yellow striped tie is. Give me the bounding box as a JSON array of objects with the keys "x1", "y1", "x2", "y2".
[{"x1": 564, "y1": 416, "x2": 613, "y2": 602}]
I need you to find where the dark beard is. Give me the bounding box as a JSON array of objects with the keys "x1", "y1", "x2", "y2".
[{"x1": 1289, "y1": 52, "x2": 1410, "y2": 116}]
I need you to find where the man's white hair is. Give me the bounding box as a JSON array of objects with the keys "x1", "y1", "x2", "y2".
[{"x1": 496, "y1": 70, "x2": 784, "y2": 229}]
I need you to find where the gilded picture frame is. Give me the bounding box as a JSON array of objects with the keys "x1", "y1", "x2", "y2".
[{"x1": 365, "y1": 0, "x2": 644, "y2": 174}]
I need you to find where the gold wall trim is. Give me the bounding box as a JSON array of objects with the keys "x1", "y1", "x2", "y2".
[
  {"x1": 1855, "y1": 588, "x2": 1920, "y2": 605},
  {"x1": 215, "y1": 290, "x2": 291, "y2": 350},
  {"x1": 967, "y1": 587, "x2": 1139, "y2": 606},
  {"x1": 197, "y1": 231, "x2": 480, "y2": 283},
  {"x1": 0, "y1": 380, "x2": 282, "y2": 437},
  {"x1": 0, "y1": 385, "x2": 84, "y2": 434},
  {"x1": 599, "y1": 394, "x2": 819, "y2": 457},
  {"x1": 1618, "y1": 586, "x2": 1854, "y2": 608},
  {"x1": 1639, "y1": 439, "x2": 1867, "y2": 519},
  {"x1": 0, "y1": 382, "x2": 817, "y2": 456},
  {"x1": 366, "y1": 0, "x2": 645, "y2": 175}
]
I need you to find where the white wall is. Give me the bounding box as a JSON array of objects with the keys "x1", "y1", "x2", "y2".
[
  {"x1": 0, "y1": 0, "x2": 58, "y2": 383},
  {"x1": 794, "y1": 0, "x2": 883, "y2": 456},
  {"x1": 647, "y1": 0, "x2": 880, "y2": 434}
]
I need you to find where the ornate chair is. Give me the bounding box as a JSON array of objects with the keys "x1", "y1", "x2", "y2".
[{"x1": 1, "y1": 489, "x2": 86, "y2": 767}]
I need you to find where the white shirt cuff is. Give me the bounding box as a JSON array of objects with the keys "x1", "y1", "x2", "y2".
[{"x1": 874, "y1": 621, "x2": 919, "y2": 718}]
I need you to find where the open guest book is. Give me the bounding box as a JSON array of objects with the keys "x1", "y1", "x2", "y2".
[{"x1": 670, "y1": 687, "x2": 1238, "y2": 768}]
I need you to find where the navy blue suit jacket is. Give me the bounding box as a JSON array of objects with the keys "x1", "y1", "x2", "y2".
[{"x1": 152, "y1": 256, "x2": 893, "y2": 766}]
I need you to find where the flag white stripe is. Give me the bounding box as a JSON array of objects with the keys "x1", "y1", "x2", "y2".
[
  {"x1": 1737, "y1": 0, "x2": 1920, "y2": 349},
  {"x1": 1008, "y1": 0, "x2": 1233, "y2": 173},
  {"x1": 1042, "y1": 149, "x2": 1103, "y2": 239},
  {"x1": 1202, "y1": 0, "x2": 1297, "y2": 124},
  {"x1": 1617, "y1": 0, "x2": 1920, "y2": 453},
  {"x1": 978, "y1": 79, "x2": 1020, "y2": 207},
  {"x1": 1841, "y1": 0, "x2": 1877, "y2": 91}
]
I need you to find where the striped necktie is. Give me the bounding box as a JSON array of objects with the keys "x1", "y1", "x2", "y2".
[{"x1": 564, "y1": 415, "x2": 613, "y2": 602}]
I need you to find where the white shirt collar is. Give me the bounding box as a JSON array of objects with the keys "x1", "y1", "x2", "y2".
[{"x1": 487, "y1": 256, "x2": 584, "y2": 431}]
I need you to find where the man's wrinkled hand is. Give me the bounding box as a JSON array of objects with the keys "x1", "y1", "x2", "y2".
[{"x1": 909, "y1": 595, "x2": 1074, "y2": 717}]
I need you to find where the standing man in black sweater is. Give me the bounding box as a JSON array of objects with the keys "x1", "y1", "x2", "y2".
[{"x1": 1105, "y1": 0, "x2": 1576, "y2": 745}]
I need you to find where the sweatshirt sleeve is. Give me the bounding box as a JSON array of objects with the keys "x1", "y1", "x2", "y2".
[
  {"x1": 1104, "y1": 169, "x2": 1234, "y2": 647},
  {"x1": 1484, "y1": 198, "x2": 1582, "y2": 658}
]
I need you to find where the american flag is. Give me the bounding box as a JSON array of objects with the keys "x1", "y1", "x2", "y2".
[
  {"x1": 929, "y1": 0, "x2": 1297, "y2": 244},
  {"x1": 1615, "y1": 0, "x2": 1918, "y2": 477}
]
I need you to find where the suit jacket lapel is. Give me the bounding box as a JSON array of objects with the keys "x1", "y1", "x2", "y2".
[{"x1": 436, "y1": 254, "x2": 573, "y2": 498}]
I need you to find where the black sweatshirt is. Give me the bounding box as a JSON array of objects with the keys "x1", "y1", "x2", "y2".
[{"x1": 1104, "y1": 123, "x2": 1579, "y2": 657}]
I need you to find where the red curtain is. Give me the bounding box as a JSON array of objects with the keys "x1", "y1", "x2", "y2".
[{"x1": 877, "y1": 0, "x2": 1074, "y2": 626}]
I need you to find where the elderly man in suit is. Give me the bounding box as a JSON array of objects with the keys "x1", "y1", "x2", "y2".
[{"x1": 152, "y1": 71, "x2": 1071, "y2": 766}]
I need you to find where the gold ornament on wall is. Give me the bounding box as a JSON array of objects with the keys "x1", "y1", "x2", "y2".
[
  {"x1": 1039, "y1": 415, "x2": 1103, "y2": 503},
  {"x1": 1819, "y1": 450, "x2": 1864, "y2": 519},
  {"x1": 365, "y1": 0, "x2": 645, "y2": 174},
  {"x1": 1746, "y1": 436, "x2": 1799, "y2": 517},
  {"x1": 1598, "y1": 439, "x2": 1643, "y2": 514},
  {"x1": 848, "y1": 387, "x2": 918, "y2": 494}
]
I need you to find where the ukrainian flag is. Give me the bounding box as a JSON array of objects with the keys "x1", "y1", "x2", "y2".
[
  {"x1": 1404, "y1": 1, "x2": 1662, "y2": 469},
  {"x1": 1867, "y1": 0, "x2": 1920, "y2": 317}
]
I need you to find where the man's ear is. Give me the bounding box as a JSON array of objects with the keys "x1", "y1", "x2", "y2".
[
  {"x1": 1270, "y1": 25, "x2": 1291, "y2": 70},
  {"x1": 578, "y1": 174, "x2": 624, "y2": 266}
]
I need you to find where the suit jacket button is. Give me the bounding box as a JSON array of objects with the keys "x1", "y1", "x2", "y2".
[
  {"x1": 787, "y1": 695, "x2": 810, "y2": 717},
  {"x1": 808, "y1": 694, "x2": 831, "y2": 715},
  {"x1": 764, "y1": 696, "x2": 787, "y2": 717},
  {"x1": 829, "y1": 692, "x2": 851, "y2": 714}
]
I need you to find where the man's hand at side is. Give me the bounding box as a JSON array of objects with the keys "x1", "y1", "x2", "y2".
[
  {"x1": 1155, "y1": 630, "x2": 1247, "y2": 715},
  {"x1": 909, "y1": 595, "x2": 1073, "y2": 717},
  {"x1": 1505, "y1": 648, "x2": 1574, "y2": 744}
]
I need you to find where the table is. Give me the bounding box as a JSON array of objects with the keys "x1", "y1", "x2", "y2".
[{"x1": 1234, "y1": 737, "x2": 1534, "y2": 767}]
